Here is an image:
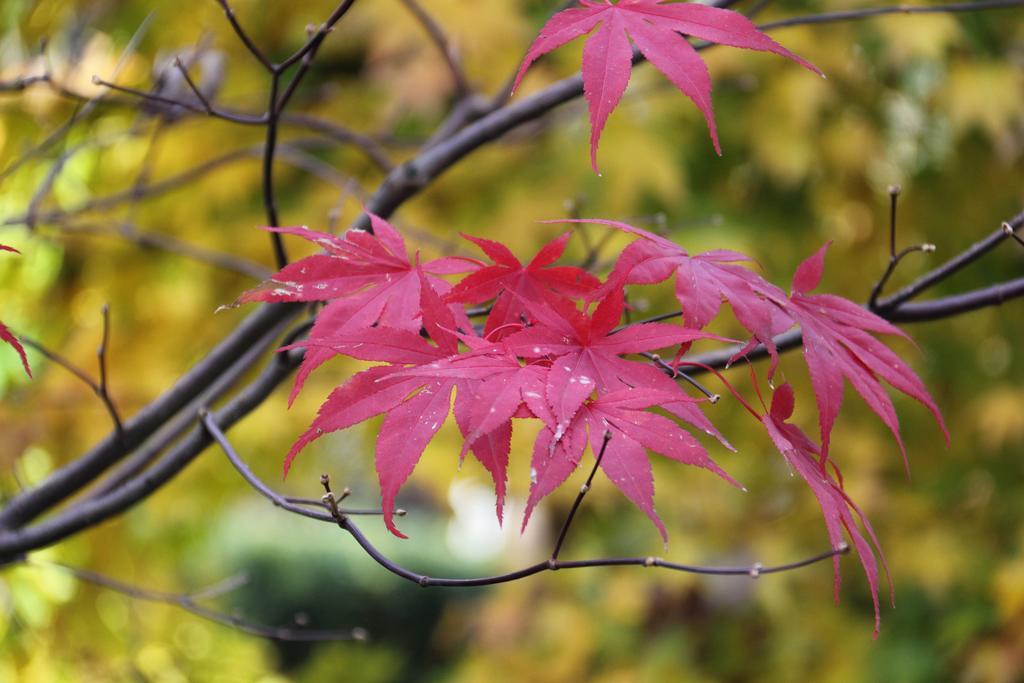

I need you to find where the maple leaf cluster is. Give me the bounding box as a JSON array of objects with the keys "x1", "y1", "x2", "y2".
[
  {"x1": 0, "y1": 244, "x2": 30, "y2": 377},
  {"x1": 240, "y1": 211, "x2": 945, "y2": 633}
]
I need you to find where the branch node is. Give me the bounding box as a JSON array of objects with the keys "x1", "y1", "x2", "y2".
[
  {"x1": 644, "y1": 556, "x2": 656, "y2": 568},
  {"x1": 1002, "y1": 221, "x2": 1014, "y2": 236},
  {"x1": 748, "y1": 562, "x2": 763, "y2": 579}
]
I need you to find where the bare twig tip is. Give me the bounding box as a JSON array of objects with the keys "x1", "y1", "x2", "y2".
[
  {"x1": 91, "y1": 75, "x2": 102, "y2": 85},
  {"x1": 887, "y1": 184, "x2": 902, "y2": 196}
]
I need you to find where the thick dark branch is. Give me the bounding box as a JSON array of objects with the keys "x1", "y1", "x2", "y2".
[
  {"x1": 0, "y1": 305, "x2": 297, "y2": 531},
  {"x1": 84, "y1": 319, "x2": 288, "y2": 501},
  {"x1": 0, "y1": 337, "x2": 303, "y2": 559},
  {"x1": 685, "y1": 277, "x2": 1024, "y2": 373},
  {"x1": 885, "y1": 277, "x2": 1024, "y2": 322}
]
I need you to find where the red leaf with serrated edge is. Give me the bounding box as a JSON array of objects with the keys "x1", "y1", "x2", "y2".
[
  {"x1": 453, "y1": 386, "x2": 512, "y2": 523},
  {"x1": 447, "y1": 232, "x2": 599, "y2": 340},
  {"x1": 762, "y1": 384, "x2": 889, "y2": 638},
  {"x1": 505, "y1": 285, "x2": 727, "y2": 435},
  {"x1": 562, "y1": 219, "x2": 791, "y2": 368},
  {"x1": 1, "y1": 246, "x2": 30, "y2": 377},
  {"x1": 283, "y1": 365, "x2": 422, "y2": 476},
  {"x1": 786, "y1": 244, "x2": 948, "y2": 462},
  {"x1": 557, "y1": 220, "x2": 945, "y2": 467},
  {"x1": 514, "y1": 0, "x2": 820, "y2": 171},
  {"x1": 377, "y1": 381, "x2": 455, "y2": 537},
  {"x1": 523, "y1": 388, "x2": 739, "y2": 539},
  {"x1": 237, "y1": 216, "x2": 469, "y2": 403}
]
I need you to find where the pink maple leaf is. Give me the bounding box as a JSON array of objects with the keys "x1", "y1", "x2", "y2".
[
  {"x1": 503, "y1": 285, "x2": 730, "y2": 439},
  {"x1": 513, "y1": 0, "x2": 820, "y2": 172},
  {"x1": 761, "y1": 383, "x2": 890, "y2": 637},
  {"x1": 446, "y1": 232, "x2": 600, "y2": 340},
  {"x1": 284, "y1": 267, "x2": 514, "y2": 536},
  {"x1": 557, "y1": 219, "x2": 946, "y2": 464},
  {"x1": 785, "y1": 244, "x2": 949, "y2": 463},
  {"x1": 524, "y1": 387, "x2": 741, "y2": 540},
  {"x1": 238, "y1": 213, "x2": 474, "y2": 403}
]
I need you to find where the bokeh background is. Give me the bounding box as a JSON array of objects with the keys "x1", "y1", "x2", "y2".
[{"x1": 1, "y1": 0, "x2": 1023, "y2": 680}]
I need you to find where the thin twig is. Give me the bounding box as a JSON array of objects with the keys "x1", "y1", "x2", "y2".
[
  {"x1": 868, "y1": 186, "x2": 936, "y2": 309},
  {"x1": 213, "y1": 0, "x2": 275, "y2": 71},
  {"x1": 551, "y1": 431, "x2": 612, "y2": 560},
  {"x1": 758, "y1": 0, "x2": 1024, "y2": 31},
  {"x1": 875, "y1": 208, "x2": 1024, "y2": 311},
  {"x1": 27, "y1": 559, "x2": 365, "y2": 642},
  {"x1": 15, "y1": 307, "x2": 124, "y2": 433},
  {"x1": 1004, "y1": 222, "x2": 1024, "y2": 250},
  {"x1": 206, "y1": 414, "x2": 847, "y2": 586},
  {"x1": 96, "y1": 305, "x2": 124, "y2": 434},
  {"x1": 173, "y1": 57, "x2": 214, "y2": 113},
  {"x1": 399, "y1": 0, "x2": 471, "y2": 98},
  {"x1": 643, "y1": 352, "x2": 720, "y2": 402}
]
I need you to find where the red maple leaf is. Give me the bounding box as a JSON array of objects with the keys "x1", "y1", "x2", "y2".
[
  {"x1": 785, "y1": 244, "x2": 949, "y2": 463},
  {"x1": 561, "y1": 219, "x2": 946, "y2": 464},
  {"x1": 1, "y1": 244, "x2": 30, "y2": 377},
  {"x1": 237, "y1": 214, "x2": 474, "y2": 403},
  {"x1": 577, "y1": 218, "x2": 792, "y2": 367},
  {"x1": 446, "y1": 232, "x2": 600, "y2": 340},
  {"x1": 761, "y1": 383, "x2": 890, "y2": 637},
  {"x1": 284, "y1": 266, "x2": 515, "y2": 536},
  {"x1": 502, "y1": 285, "x2": 730, "y2": 438},
  {"x1": 513, "y1": 0, "x2": 820, "y2": 171},
  {"x1": 525, "y1": 387, "x2": 741, "y2": 540}
]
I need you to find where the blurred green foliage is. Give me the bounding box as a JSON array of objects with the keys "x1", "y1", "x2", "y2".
[{"x1": 1, "y1": 0, "x2": 1022, "y2": 681}]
